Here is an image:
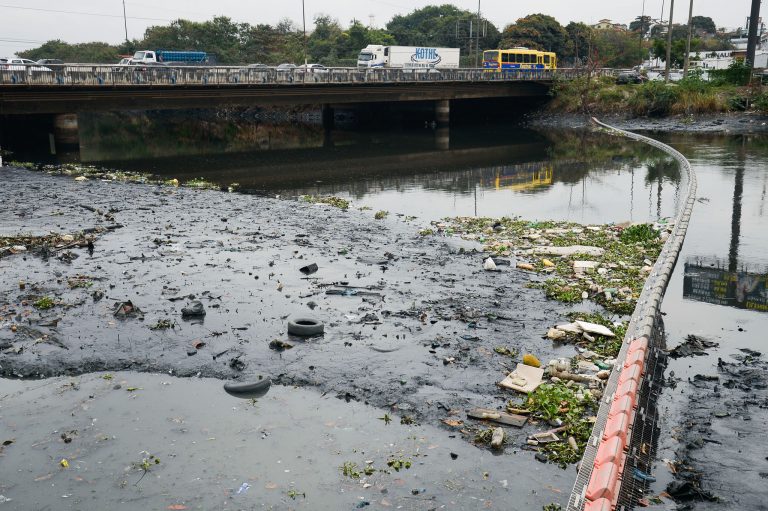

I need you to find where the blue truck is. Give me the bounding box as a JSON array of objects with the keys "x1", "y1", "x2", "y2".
[{"x1": 130, "y1": 50, "x2": 210, "y2": 65}]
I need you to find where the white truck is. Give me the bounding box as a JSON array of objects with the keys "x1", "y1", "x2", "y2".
[{"x1": 357, "y1": 45, "x2": 460, "y2": 70}]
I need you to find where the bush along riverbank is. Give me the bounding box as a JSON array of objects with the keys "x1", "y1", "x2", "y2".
[
  {"x1": 424, "y1": 216, "x2": 668, "y2": 466},
  {"x1": 549, "y1": 67, "x2": 768, "y2": 118}
]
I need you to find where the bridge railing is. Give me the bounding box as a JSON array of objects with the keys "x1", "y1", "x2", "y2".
[{"x1": 0, "y1": 64, "x2": 610, "y2": 87}]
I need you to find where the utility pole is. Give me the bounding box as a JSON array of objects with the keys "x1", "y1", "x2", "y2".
[
  {"x1": 683, "y1": 0, "x2": 694, "y2": 76},
  {"x1": 302, "y1": 0, "x2": 308, "y2": 67},
  {"x1": 122, "y1": 0, "x2": 128, "y2": 43},
  {"x1": 746, "y1": 0, "x2": 762, "y2": 68},
  {"x1": 639, "y1": 0, "x2": 647, "y2": 67},
  {"x1": 665, "y1": 0, "x2": 675, "y2": 83},
  {"x1": 475, "y1": 0, "x2": 481, "y2": 68}
]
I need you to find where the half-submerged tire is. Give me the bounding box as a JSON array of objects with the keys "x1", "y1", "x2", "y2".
[
  {"x1": 287, "y1": 317, "x2": 324, "y2": 336},
  {"x1": 223, "y1": 378, "x2": 271, "y2": 399}
]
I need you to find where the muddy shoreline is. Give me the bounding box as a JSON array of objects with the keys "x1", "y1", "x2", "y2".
[
  {"x1": 526, "y1": 111, "x2": 768, "y2": 134},
  {"x1": 0, "y1": 166, "x2": 589, "y2": 432}
]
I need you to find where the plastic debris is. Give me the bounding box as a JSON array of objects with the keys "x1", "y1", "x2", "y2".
[
  {"x1": 483, "y1": 257, "x2": 497, "y2": 271},
  {"x1": 522, "y1": 353, "x2": 542, "y2": 368}
]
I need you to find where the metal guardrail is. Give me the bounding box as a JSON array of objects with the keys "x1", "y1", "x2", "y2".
[
  {"x1": 0, "y1": 64, "x2": 616, "y2": 87},
  {"x1": 566, "y1": 119, "x2": 697, "y2": 511}
]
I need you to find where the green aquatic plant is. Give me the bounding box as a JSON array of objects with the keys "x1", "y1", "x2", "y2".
[
  {"x1": 374, "y1": 210, "x2": 388, "y2": 220},
  {"x1": 301, "y1": 195, "x2": 350, "y2": 210},
  {"x1": 33, "y1": 296, "x2": 55, "y2": 310}
]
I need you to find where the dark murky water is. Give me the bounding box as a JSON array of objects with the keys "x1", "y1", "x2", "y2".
[{"x1": 4, "y1": 113, "x2": 768, "y2": 507}]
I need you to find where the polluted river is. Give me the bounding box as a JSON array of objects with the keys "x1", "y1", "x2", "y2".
[{"x1": 1, "y1": 112, "x2": 767, "y2": 510}]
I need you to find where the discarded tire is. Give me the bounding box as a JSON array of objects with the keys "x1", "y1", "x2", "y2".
[
  {"x1": 287, "y1": 317, "x2": 324, "y2": 336},
  {"x1": 223, "y1": 378, "x2": 271, "y2": 399}
]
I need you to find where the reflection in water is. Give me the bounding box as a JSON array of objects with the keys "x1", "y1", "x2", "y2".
[
  {"x1": 6, "y1": 111, "x2": 685, "y2": 223},
  {"x1": 684, "y1": 260, "x2": 768, "y2": 313}
]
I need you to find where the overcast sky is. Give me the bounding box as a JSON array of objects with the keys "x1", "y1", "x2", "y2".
[{"x1": 0, "y1": 0, "x2": 760, "y2": 56}]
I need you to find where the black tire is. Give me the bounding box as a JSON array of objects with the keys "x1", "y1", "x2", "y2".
[
  {"x1": 223, "y1": 378, "x2": 271, "y2": 399},
  {"x1": 287, "y1": 317, "x2": 324, "y2": 336}
]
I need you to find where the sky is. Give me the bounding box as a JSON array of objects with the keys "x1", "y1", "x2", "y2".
[{"x1": 0, "y1": 0, "x2": 760, "y2": 57}]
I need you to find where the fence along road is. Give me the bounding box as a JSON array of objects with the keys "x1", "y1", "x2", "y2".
[
  {"x1": 0, "y1": 64, "x2": 610, "y2": 87},
  {"x1": 567, "y1": 119, "x2": 697, "y2": 511}
]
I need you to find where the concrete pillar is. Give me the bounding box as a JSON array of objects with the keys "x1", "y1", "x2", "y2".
[
  {"x1": 322, "y1": 104, "x2": 335, "y2": 148},
  {"x1": 52, "y1": 113, "x2": 80, "y2": 149},
  {"x1": 434, "y1": 127, "x2": 450, "y2": 150},
  {"x1": 435, "y1": 99, "x2": 450, "y2": 126}
]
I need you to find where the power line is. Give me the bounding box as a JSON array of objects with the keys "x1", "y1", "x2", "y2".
[{"x1": 0, "y1": 3, "x2": 170, "y2": 22}]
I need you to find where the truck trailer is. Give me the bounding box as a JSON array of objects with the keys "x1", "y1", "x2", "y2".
[
  {"x1": 130, "y1": 50, "x2": 210, "y2": 65},
  {"x1": 357, "y1": 45, "x2": 460, "y2": 69}
]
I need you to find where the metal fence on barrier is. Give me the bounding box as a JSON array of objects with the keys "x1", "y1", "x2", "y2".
[
  {"x1": 566, "y1": 119, "x2": 697, "y2": 511},
  {"x1": 0, "y1": 64, "x2": 616, "y2": 87}
]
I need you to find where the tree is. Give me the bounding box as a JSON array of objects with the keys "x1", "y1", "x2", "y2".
[
  {"x1": 564, "y1": 22, "x2": 594, "y2": 65},
  {"x1": 18, "y1": 40, "x2": 120, "y2": 62},
  {"x1": 691, "y1": 16, "x2": 716, "y2": 35},
  {"x1": 386, "y1": 5, "x2": 500, "y2": 58},
  {"x1": 593, "y1": 30, "x2": 645, "y2": 68},
  {"x1": 500, "y1": 14, "x2": 568, "y2": 56},
  {"x1": 629, "y1": 16, "x2": 653, "y2": 34}
]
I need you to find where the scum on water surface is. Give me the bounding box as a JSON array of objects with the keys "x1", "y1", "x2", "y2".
[
  {"x1": 0, "y1": 164, "x2": 666, "y2": 479},
  {"x1": 428, "y1": 216, "x2": 668, "y2": 315}
]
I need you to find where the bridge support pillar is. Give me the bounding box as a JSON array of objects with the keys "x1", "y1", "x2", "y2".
[
  {"x1": 434, "y1": 127, "x2": 450, "y2": 150},
  {"x1": 435, "y1": 99, "x2": 450, "y2": 126},
  {"x1": 322, "y1": 104, "x2": 335, "y2": 147},
  {"x1": 52, "y1": 113, "x2": 80, "y2": 152}
]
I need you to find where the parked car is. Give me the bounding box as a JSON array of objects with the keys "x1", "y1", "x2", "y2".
[
  {"x1": 616, "y1": 71, "x2": 645, "y2": 84},
  {"x1": 36, "y1": 59, "x2": 64, "y2": 65},
  {"x1": 247, "y1": 63, "x2": 268, "y2": 69},
  {"x1": 297, "y1": 63, "x2": 328, "y2": 73},
  {"x1": 0, "y1": 58, "x2": 51, "y2": 72},
  {"x1": 112, "y1": 57, "x2": 133, "y2": 72},
  {"x1": 276, "y1": 63, "x2": 296, "y2": 72}
]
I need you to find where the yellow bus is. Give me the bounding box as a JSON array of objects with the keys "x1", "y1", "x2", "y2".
[{"x1": 482, "y1": 47, "x2": 557, "y2": 72}]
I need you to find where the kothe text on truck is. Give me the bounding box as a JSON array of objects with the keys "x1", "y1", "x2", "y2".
[{"x1": 357, "y1": 46, "x2": 460, "y2": 70}]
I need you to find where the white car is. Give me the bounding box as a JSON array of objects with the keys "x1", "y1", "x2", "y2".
[
  {"x1": 297, "y1": 63, "x2": 328, "y2": 73},
  {"x1": 0, "y1": 57, "x2": 51, "y2": 72}
]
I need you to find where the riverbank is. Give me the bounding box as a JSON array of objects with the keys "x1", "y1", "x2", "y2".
[{"x1": 528, "y1": 111, "x2": 768, "y2": 134}]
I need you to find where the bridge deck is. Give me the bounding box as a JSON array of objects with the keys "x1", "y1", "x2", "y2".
[{"x1": 0, "y1": 66, "x2": 602, "y2": 114}]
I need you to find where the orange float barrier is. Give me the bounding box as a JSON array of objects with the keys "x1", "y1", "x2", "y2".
[
  {"x1": 584, "y1": 497, "x2": 612, "y2": 511},
  {"x1": 585, "y1": 461, "x2": 621, "y2": 502},
  {"x1": 609, "y1": 394, "x2": 634, "y2": 418},
  {"x1": 617, "y1": 364, "x2": 642, "y2": 388},
  {"x1": 594, "y1": 435, "x2": 625, "y2": 467},
  {"x1": 623, "y1": 349, "x2": 645, "y2": 370},
  {"x1": 627, "y1": 336, "x2": 648, "y2": 355},
  {"x1": 603, "y1": 410, "x2": 630, "y2": 443},
  {"x1": 615, "y1": 378, "x2": 639, "y2": 402}
]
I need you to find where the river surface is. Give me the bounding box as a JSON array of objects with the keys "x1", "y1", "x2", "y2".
[{"x1": 3, "y1": 115, "x2": 768, "y2": 509}]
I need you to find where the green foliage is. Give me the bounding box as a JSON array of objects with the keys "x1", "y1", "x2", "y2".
[
  {"x1": 709, "y1": 60, "x2": 752, "y2": 86},
  {"x1": 501, "y1": 14, "x2": 568, "y2": 56},
  {"x1": 18, "y1": 39, "x2": 121, "y2": 63},
  {"x1": 301, "y1": 195, "x2": 350, "y2": 210},
  {"x1": 385, "y1": 455, "x2": 412, "y2": 472},
  {"x1": 524, "y1": 383, "x2": 596, "y2": 467},
  {"x1": 619, "y1": 223, "x2": 659, "y2": 244},
  {"x1": 340, "y1": 461, "x2": 361, "y2": 479},
  {"x1": 33, "y1": 296, "x2": 55, "y2": 310},
  {"x1": 386, "y1": 5, "x2": 500, "y2": 58},
  {"x1": 628, "y1": 81, "x2": 681, "y2": 117},
  {"x1": 374, "y1": 210, "x2": 388, "y2": 220}
]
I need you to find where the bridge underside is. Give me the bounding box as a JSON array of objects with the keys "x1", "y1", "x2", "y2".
[{"x1": 0, "y1": 81, "x2": 550, "y2": 115}]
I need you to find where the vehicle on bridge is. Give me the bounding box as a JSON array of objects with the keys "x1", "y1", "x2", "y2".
[
  {"x1": 482, "y1": 48, "x2": 557, "y2": 72},
  {"x1": 130, "y1": 50, "x2": 210, "y2": 65},
  {"x1": 357, "y1": 45, "x2": 460, "y2": 70}
]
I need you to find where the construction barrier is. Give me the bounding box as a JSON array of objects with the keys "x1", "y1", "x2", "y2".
[{"x1": 566, "y1": 119, "x2": 697, "y2": 510}]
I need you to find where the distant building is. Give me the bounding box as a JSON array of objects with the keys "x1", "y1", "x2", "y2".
[{"x1": 592, "y1": 19, "x2": 627, "y2": 31}]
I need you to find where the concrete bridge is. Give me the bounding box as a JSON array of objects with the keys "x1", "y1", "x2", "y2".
[
  {"x1": 0, "y1": 65, "x2": 597, "y2": 115},
  {"x1": 0, "y1": 65, "x2": 602, "y2": 150}
]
